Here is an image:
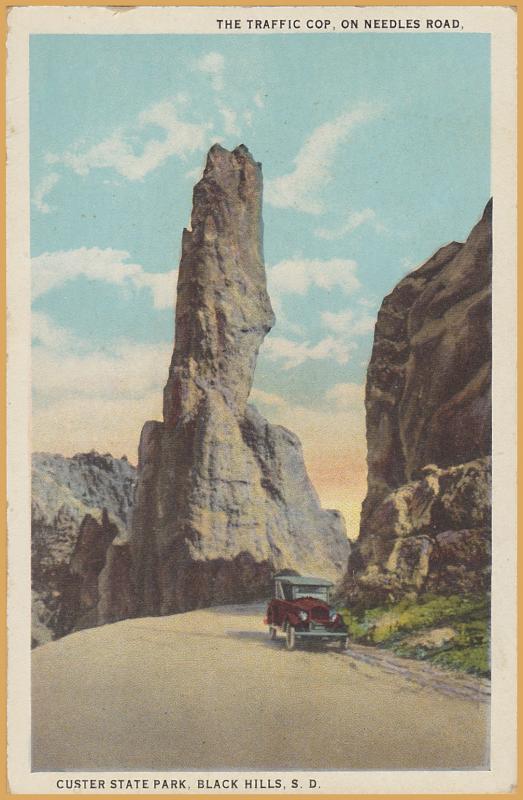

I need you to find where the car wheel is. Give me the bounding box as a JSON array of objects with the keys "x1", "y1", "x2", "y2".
[
  {"x1": 286, "y1": 625, "x2": 296, "y2": 651},
  {"x1": 269, "y1": 626, "x2": 277, "y2": 640}
]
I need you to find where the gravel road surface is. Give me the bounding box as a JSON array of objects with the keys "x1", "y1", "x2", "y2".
[{"x1": 32, "y1": 601, "x2": 489, "y2": 770}]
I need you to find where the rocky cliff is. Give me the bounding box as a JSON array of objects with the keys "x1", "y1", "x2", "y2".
[
  {"x1": 343, "y1": 200, "x2": 492, "y2": 606},
  {"x1": 31, "y1": 451, "x2": 136, "y2": 645},
  {"x1": 130, "y1": 144, "x2": 349, "y2": 615}
]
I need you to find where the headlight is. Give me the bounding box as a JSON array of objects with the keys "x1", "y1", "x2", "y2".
[
  {"x1": 299, "y1": 611, "x2": 308, "y2": 622},
  {"x1": 329, "y1": 609, "x2": 338, "y2": 621}
]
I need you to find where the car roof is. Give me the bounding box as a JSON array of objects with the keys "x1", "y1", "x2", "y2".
[{"x1": 275, "y1": 575, "x2": 334, "y2": 587}]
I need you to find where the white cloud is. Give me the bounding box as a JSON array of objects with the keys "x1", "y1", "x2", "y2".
[
  {"x1": 315, "y1": 208, "x2": 378, "y2": 240},
  {"x1": 33, "y1": 339, "x2": 172, "y2": 401},
  {"x1": 32, "y1": 247, "x2": 177, "y2": 310},
  {"x1": 262, "y1": 334, "x2": 356, "y2": 369},
  {"x1": 185, "y1": 165, "x2": 203, "y2": 182},
  {"x1": 265, "y1": 103, "x2": 380, "y2": 214},
  {"x1": 254, "y1": 91, "x2": 265, "y2": 109},
  {"x1": 250, "y1": 388, "x2": 287, "y2": 408},
  {"x1": 32, "y1": 312, "x2": 73, "y2": 349},
  {"x1": 352, "y1": 313, "x2": 376, "y2": 335},
  {"x1": 321, "y1": 309, "x2": 354, "y2": 335},
  {"x1": 266, "y1": 260, "x2": 367, "y2": 357},
  {"x1": 133, "y1": 269, "x2": 178, "y2": 310},
  {"x1": 197, "y1": 52, "x2": 225, "y2": 74},
  {"x1": 32, "y1": 172, "x2": 60, "y2": 214},
  {"x1": 218, "y1": 105, "x2": 240, "y2": 137},
  {"x1": 31, "y1": 316, "x2": 172, "y2": 461},
  {"x1": 195, "y1": 51, "x2": 225, "y2": 92},
  {"x1": 50, "y1": 99, "x2": 211, "y2": 181},
  {"x1": 321, "y1": 308, "x2": 376, "y2": 336},
  {"x1": 250, "y1": 386, "x2": 365, "y2": 457},
  {"x1": 251, "y1": 386, "x2": 365, "y2": 444},
  {"x1": 269, "y1": 294, "x2": 305, "y2": 337},
  {"x1": 358, "y1": 296, "x2": 378, "y2": 309},
  {"x1": 324, "y1": 382, "x2": 365, "y2": 409},
  {"x1": 268, "y1": 258, "x2": 360, "y2": 298}
]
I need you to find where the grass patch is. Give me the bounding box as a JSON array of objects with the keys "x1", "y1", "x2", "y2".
[{"x1": 338, "y1": 594, "x2": 490, "y2": 678}]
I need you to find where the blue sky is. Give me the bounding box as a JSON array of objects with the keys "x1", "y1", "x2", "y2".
[{"x1": 30, "y1": 32, "x2": 490, "y2": 534}]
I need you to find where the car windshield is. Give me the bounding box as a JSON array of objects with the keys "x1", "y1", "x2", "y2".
[{"x1": 292, "y1": 585, "x2": 329, "y2": 602}]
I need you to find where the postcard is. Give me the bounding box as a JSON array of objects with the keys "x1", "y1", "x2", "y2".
[{"x1": 6, "y1": 5, "x2": 517, "y2": 794}]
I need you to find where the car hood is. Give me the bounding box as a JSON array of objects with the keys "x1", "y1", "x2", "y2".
[{"x1": 291, "y1": 597, "x2": 331, "y2": 613}]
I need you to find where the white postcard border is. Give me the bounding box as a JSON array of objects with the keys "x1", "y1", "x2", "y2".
[{"x1": 6, "y1": 6, "x2": 517, "y2": 794}]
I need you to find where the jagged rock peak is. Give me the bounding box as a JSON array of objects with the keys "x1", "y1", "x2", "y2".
[{"x1": 163, "y1": 143, "x2": 275, "y2": 426}]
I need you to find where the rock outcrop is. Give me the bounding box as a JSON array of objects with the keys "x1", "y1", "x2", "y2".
[
  {"x1": 343, "y1": 201, "x2": 492, "y2": 606},
  {"x1": 31, "y1": 451, "x2": 136, "y2": 645},
  {"x1": 130, "y1": 144, "x2": 349, "y2": 615}
]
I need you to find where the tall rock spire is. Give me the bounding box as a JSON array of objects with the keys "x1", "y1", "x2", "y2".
[
  {"x1": 130, "y1": 145, "x2": 349, "y2": 616},
  {"x1": 164, "y1": 144, "x2": 275, "y2": 425}
]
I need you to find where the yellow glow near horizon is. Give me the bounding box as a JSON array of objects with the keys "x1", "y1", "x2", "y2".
[
  {"x1": 307, "y1": 473, "x2": 366, "y2": 541},
  {"x1": 33, "y1": 382, "x2": 368, "y2": 543}
]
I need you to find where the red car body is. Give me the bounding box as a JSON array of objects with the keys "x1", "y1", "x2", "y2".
[{"x1": 265, "y1": 574, "x2": 348, "y2": 651}]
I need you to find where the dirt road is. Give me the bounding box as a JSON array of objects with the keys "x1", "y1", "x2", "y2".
[{"x1": 32, "y1": 602, "x2": 489, "y2": 771}]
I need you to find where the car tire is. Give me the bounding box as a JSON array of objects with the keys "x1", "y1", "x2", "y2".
[
  {"x1": 286, "y1": 625, "x2": 296, "y2": 651},
  {"x1": 269, "y1": 626, "x2": 277, "y2": 640}
]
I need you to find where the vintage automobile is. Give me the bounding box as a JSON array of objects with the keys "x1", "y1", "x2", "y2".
[{"x1": 264, "y1": 574, "x2": 349, "y2": 651}]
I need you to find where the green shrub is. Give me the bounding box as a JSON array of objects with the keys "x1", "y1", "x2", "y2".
[
  {"x1": 431, "y1": 645, "x2": 490, "y2": 676},
  {"x1": 338, "y1": 594, "x2": 490, "y2": 677}
]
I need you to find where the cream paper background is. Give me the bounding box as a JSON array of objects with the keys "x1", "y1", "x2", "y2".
[{"x1": 6, "y1": 5, "x2": 517, "y2": 794}]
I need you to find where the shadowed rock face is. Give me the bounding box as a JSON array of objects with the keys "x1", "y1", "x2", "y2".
[
  {"x1": 343, "y1": 201, "x2": 492, "y2": 607},
  {"x1": 130, "y1": 144, "x2": 349, "y2": 615},
  {"x1": 31, "y1": 452, "x2": 136, "y2": 646},
  {"x1": 57, "y1": 510, "x2": 136, "y2": 636}
]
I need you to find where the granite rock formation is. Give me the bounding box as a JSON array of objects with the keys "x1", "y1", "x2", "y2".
[
  {"x1": 343, "y1": 200, "x2": 492, "y2": 606},
  {"x1": 130, "y1": 144, "x2": 349, "y2": 615},
  {"x1": 31, "y1": 451, "x2": 136, "y2": 645}
]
